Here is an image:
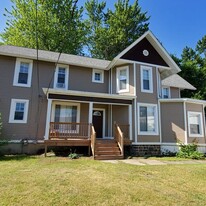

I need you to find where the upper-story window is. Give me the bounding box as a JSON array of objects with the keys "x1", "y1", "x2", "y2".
[
  {"x1": 92, "y1": 69, "x2": 104, "y2": 83},
  {"x1": 162, "y1": 87, "x2": 170, "y2": 98},
  {"x1": 116, "y1": 66, "x2": 129, "y2": 93},
  {"x1": 54, "y1": 64, "x2": 69, "y2": 90},
  {"x1": 141, "y1": 65, "x2": 153, "y2": 93},
  {"x1": 9, "y1": 99, "x2": 29, "y2": 123},
  {"x1": 188, "y1": 112, "x2": 204, "y2": 137},
  {"x1": 13, "y1": 58, "x2": 33, "y2": 87}
]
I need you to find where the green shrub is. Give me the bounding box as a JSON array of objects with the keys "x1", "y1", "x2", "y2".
[{"x1": 176, "y1": 143, "x2": 204, "y2": 160}]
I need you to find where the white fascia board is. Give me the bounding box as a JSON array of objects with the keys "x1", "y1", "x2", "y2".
[
  {"x1": 159, "y1": 98, "x2": 206, "y2": 105},
  {"x1": 43, "y1": 88, "x2": 136, "y2": 100}
]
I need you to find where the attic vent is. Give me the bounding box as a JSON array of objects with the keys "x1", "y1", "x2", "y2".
[{"x1": 143, "y1": 50, "x2": 149, "y2": 56}]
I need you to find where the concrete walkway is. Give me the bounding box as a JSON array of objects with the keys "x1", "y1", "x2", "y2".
[{"x1": 102, "y1": 158, "x2": 206, "y2": 166}]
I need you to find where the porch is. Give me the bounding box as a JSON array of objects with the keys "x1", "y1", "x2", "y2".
[{"x1": 44, "y1": 122, "x2": 131, "y2": 159}]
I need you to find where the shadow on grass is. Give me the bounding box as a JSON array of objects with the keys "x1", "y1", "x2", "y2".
[{"x1": 0, "y1": 154, "x2": 36, "y2": 161}]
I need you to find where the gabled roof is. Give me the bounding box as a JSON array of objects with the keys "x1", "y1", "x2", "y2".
[
  {"x1": 0, "y1": 45, "x2": 111, "y2": 70},
  {"x1": 162, "y1": 74, "x2": 196, "y2": 90},
  {"x1": 107, "y1": 30, "x2": 181, "y2": 78}
]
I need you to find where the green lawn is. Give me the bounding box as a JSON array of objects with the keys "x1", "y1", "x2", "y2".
[{"x1": 0, "y1": 155, "x2": 206, "y2": 206}]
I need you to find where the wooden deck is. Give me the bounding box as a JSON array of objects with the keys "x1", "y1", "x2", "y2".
[{"x1": 44, "y1": 122, "x2": 132, "y2": 158}]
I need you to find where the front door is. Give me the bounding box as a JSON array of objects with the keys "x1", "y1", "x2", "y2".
[{"x1": 92, "y1": 110, "x2": 103, "y2": 138}]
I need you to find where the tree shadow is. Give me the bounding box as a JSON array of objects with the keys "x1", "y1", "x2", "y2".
[{"x1": 0, "y1": 154, "x2": 36, "y2": 161}]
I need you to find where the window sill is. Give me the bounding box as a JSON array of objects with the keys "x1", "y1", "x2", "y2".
[
  {"x1": 13, "y1": 83, "x2": 31, "y2": 88},
  {"x1": 141, "y1": 89, "x2": 153, "y2": 93},
  {"x1": 138, "y1": 132, "x2": 159, "y2": 136}
]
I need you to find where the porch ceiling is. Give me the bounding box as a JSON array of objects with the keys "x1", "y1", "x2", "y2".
[{"x1": 43, "y1": 88, "x2": 135, "y2": 105}]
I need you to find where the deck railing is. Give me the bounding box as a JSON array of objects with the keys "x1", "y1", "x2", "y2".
[
  {"x1": 90, "y1": 125, "x2": 96, "y2": 158},
  {"x1": 49, "y1": 122, "x2": 90, "y2": 139},
  {"x1": 114, "y1": 124, "x2": 124, "y2": 156},
  {"x1": 118, "y1": 124, "x2": 130, "y2": 141}
]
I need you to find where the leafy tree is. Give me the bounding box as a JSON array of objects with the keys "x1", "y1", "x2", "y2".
[
  {"x1": 172, "y1": 45, "x2": 206, "y2": 100},
  {"x1": 1, "y1": 0, "x2": 86, "y2": 55},
  {"x1": 85, "y1": 0, "x2": 150, "y2": 60}
]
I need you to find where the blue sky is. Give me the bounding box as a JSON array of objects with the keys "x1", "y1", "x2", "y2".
[{"x1": 0, "y1": 0, "x2": 206, "y2": 57}]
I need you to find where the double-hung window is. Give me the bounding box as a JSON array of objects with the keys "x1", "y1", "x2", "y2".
[
  {"x1": 92, "y1": 69, "x2": 104, "y2": 83},
  {"x1": 141, "y1": 66, "x2": 153, "y2": 93},
  {"x1": 13, "y1": 58, "x2": 33, "y2": 87},
  {"x1": 116, "y1": 66, "x2": 129, "y2": 93},
  {"x1": 162, "y1": 87, "x2": 170, "y2": 98},
  {"x1": 9, "y1": 99, "x2": 29, "y2": 123},
  {"x1": 52, "y1": 102, "x2": 80, "y2": 132},
  {"x1": 188, "y1": 112, "x2": 203, "y2": 137},
  {"x1": 54, "y1": 65, "x2": 69, "y2": 89},
  {"x1": 138, "y1": 103, "x2": 158, "y2": 135}
]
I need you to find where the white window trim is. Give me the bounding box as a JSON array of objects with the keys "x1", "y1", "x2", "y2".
[
  {"x1": 13, "y1": 58, "x2": 33, "y2": 87},
  {"x1": 53, "y1": 64, "x2": 69, "y2": 90},
  {"x1": 137, "y1": 103, "x2": 159, "y2": 135},
  {"x1": 162, "y1": 86, "x2": 170, "y2": 98},
  {"x1": 140, "y1": 65, "x2": 153, "y2": 93},
  {"x1": 51, "y1": 101, "x2": 80, "y2": 124},
  {"x1": 187, "y1": 111, "x2": 204, "y2": 137},
  {"x1": 92, "y1": 69, "x2": 104, "y2": 83},
  {"x1": 116, "y1": 66, "x2": 129, "y2": 93},
  {"x1": 9, "y1": 99, "x2": 29, "y2": 124}
]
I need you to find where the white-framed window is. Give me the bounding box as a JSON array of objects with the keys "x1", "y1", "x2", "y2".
[
  {"x1": 9, "y1": 99, "x2": 29, "y2": 123},
  {"x1": 92, "y1": 69, "x2": 104, "y2": 83},
  {"x1": 138, "y1": 103, "x2": 158, "y2": 135},
  {"x1": 141, "y1": 65, "x2": 153, "y2": 93},
  {"x1": 188, "y1": 112, "x2": 204, "y2": 137},
  {"x1": 54, "y1": 64, "x2": 69, "y2": 90},
  {"x1": 13, "y1": 58, "x2": 33, "y2": 87},
  {"x1": 116, "y1": 66, "x2": 129, "y2": 93},
  {"x1": 51, "y1": 102, "x2": 80, "y2": 132},
  {"x1": 162, "y1": 87, "x2": 170, "y2": 98}
]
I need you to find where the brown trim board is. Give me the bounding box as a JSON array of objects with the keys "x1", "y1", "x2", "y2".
[{"x1": 48, "y1": 94, "x2": 132, "y2": 105}]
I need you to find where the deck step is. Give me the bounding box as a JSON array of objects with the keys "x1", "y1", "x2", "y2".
[{"x1": 94, "y1": 139, "x2": 123, "y2": 160}]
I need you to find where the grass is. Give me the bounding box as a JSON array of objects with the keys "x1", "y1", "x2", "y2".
[{"x1": 0, "y1": 155, "x2": 206, "y2": 206}]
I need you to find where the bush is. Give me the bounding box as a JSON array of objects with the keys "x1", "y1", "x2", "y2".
[{"x1": 176, "y1": 143, "x2": 204, "y2": 160}]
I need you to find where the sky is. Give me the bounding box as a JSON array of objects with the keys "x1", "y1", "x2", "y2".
[{"x1": 0, "y1": 0, "x2": 206, "y2": 57}]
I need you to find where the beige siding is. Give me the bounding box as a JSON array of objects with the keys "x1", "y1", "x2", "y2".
[
  {"x1": 69, "y1": 65, "x2": 109, "y2": 93},
  {"x1": 170, "y1": 87, "x2": 180, "y2": 98},
  {"x1": 0, "y1": 56, "x2": 54, "y2": 140},
  {"x1": 160, "y1": 102, "x2": 185, "y2": 143},
  {"x1": 136, "y1": 64, "x2": 158, "y2": 104},
  {"x1": 111, "y1": 64, "x2": 134, "y2": 95},
  {"x1": 186, "y1": 103, "x2": 206, "y2": 144}
]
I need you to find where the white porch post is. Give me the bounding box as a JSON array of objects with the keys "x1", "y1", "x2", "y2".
[
  {"x1": 88, "y1": 102, "x2": 93, "y2": 124},
  {"x1": 128, "y1": 105, "x2": 132, "y2": 140},
  {"x1": 44, "y1": 99, "x2": 52, "y2": 140}
]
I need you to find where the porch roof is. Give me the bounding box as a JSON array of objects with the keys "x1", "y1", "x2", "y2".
[{"x1": 43, "y1": 88, "x2": 135, "y2": 105}]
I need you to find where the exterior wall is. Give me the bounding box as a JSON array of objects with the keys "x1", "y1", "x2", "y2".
[
  {"x1": 111, "y1": 64, "x2": 134, "y2": 95},
  {"x1": 136, "y1": 64, "x2": 158, "y2": 104},
  {"x1": 0, "y1": 56, "x2": 53, "y2": 141},
  {"x1": 170, "y1": 87, "x2": 180, "y2": 98},
  {"x1": 69, "y1": 65, "x2": 109, "y2": 93},
  {"x1": 186, "y1": 103, "x2": 206, "y2": 144},
  {"x1": 160, "y1": 102, "x2": 185, "y2": 143}
]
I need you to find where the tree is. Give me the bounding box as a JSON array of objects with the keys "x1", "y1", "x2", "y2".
[
  {"x1": 1, "y1": 0, "x2": 86, "y2": 55},
  {"x1": 85, "y1": 0, "x2": 150, "y2": 60},
  {"x1": 172, "y1": 44, "x2": 206, "y2": 100}
]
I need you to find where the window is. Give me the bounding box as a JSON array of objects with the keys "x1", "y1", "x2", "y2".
[
  {"x1": 54, "y1": 64, "x2": 69, "y2": 89},
  {"x1": 92, "y1": 69, "x2": 104, "y2": 83},
  {"x1": 162, "y1": 87, "x2": 170, "y2": 98},
  {"x1": 13, "y1": 58, "x2": 33, "y2": 87},
  {"x1": 116, "y1": 66, "x2": 129, "y2": 93},
  {"x1": 141, "y1": 66, "x2": 153, "y2": 93},
  {"x1": 52, "y1": 102, "x2": 80, "y2": 132},
  {"x1": 188, "y1": 112, "x2": 203, "y2": 137},
  {"x1": 138, "y1": 103, "x2": 158, "y2": 135},
  {"x1": 9, "y1": 99, "x2": 29, "y2": 123}
]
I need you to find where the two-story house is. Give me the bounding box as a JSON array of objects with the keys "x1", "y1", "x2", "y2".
[{"x1": 0, "y1": 31, "x2": 205, "y2": 159}]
